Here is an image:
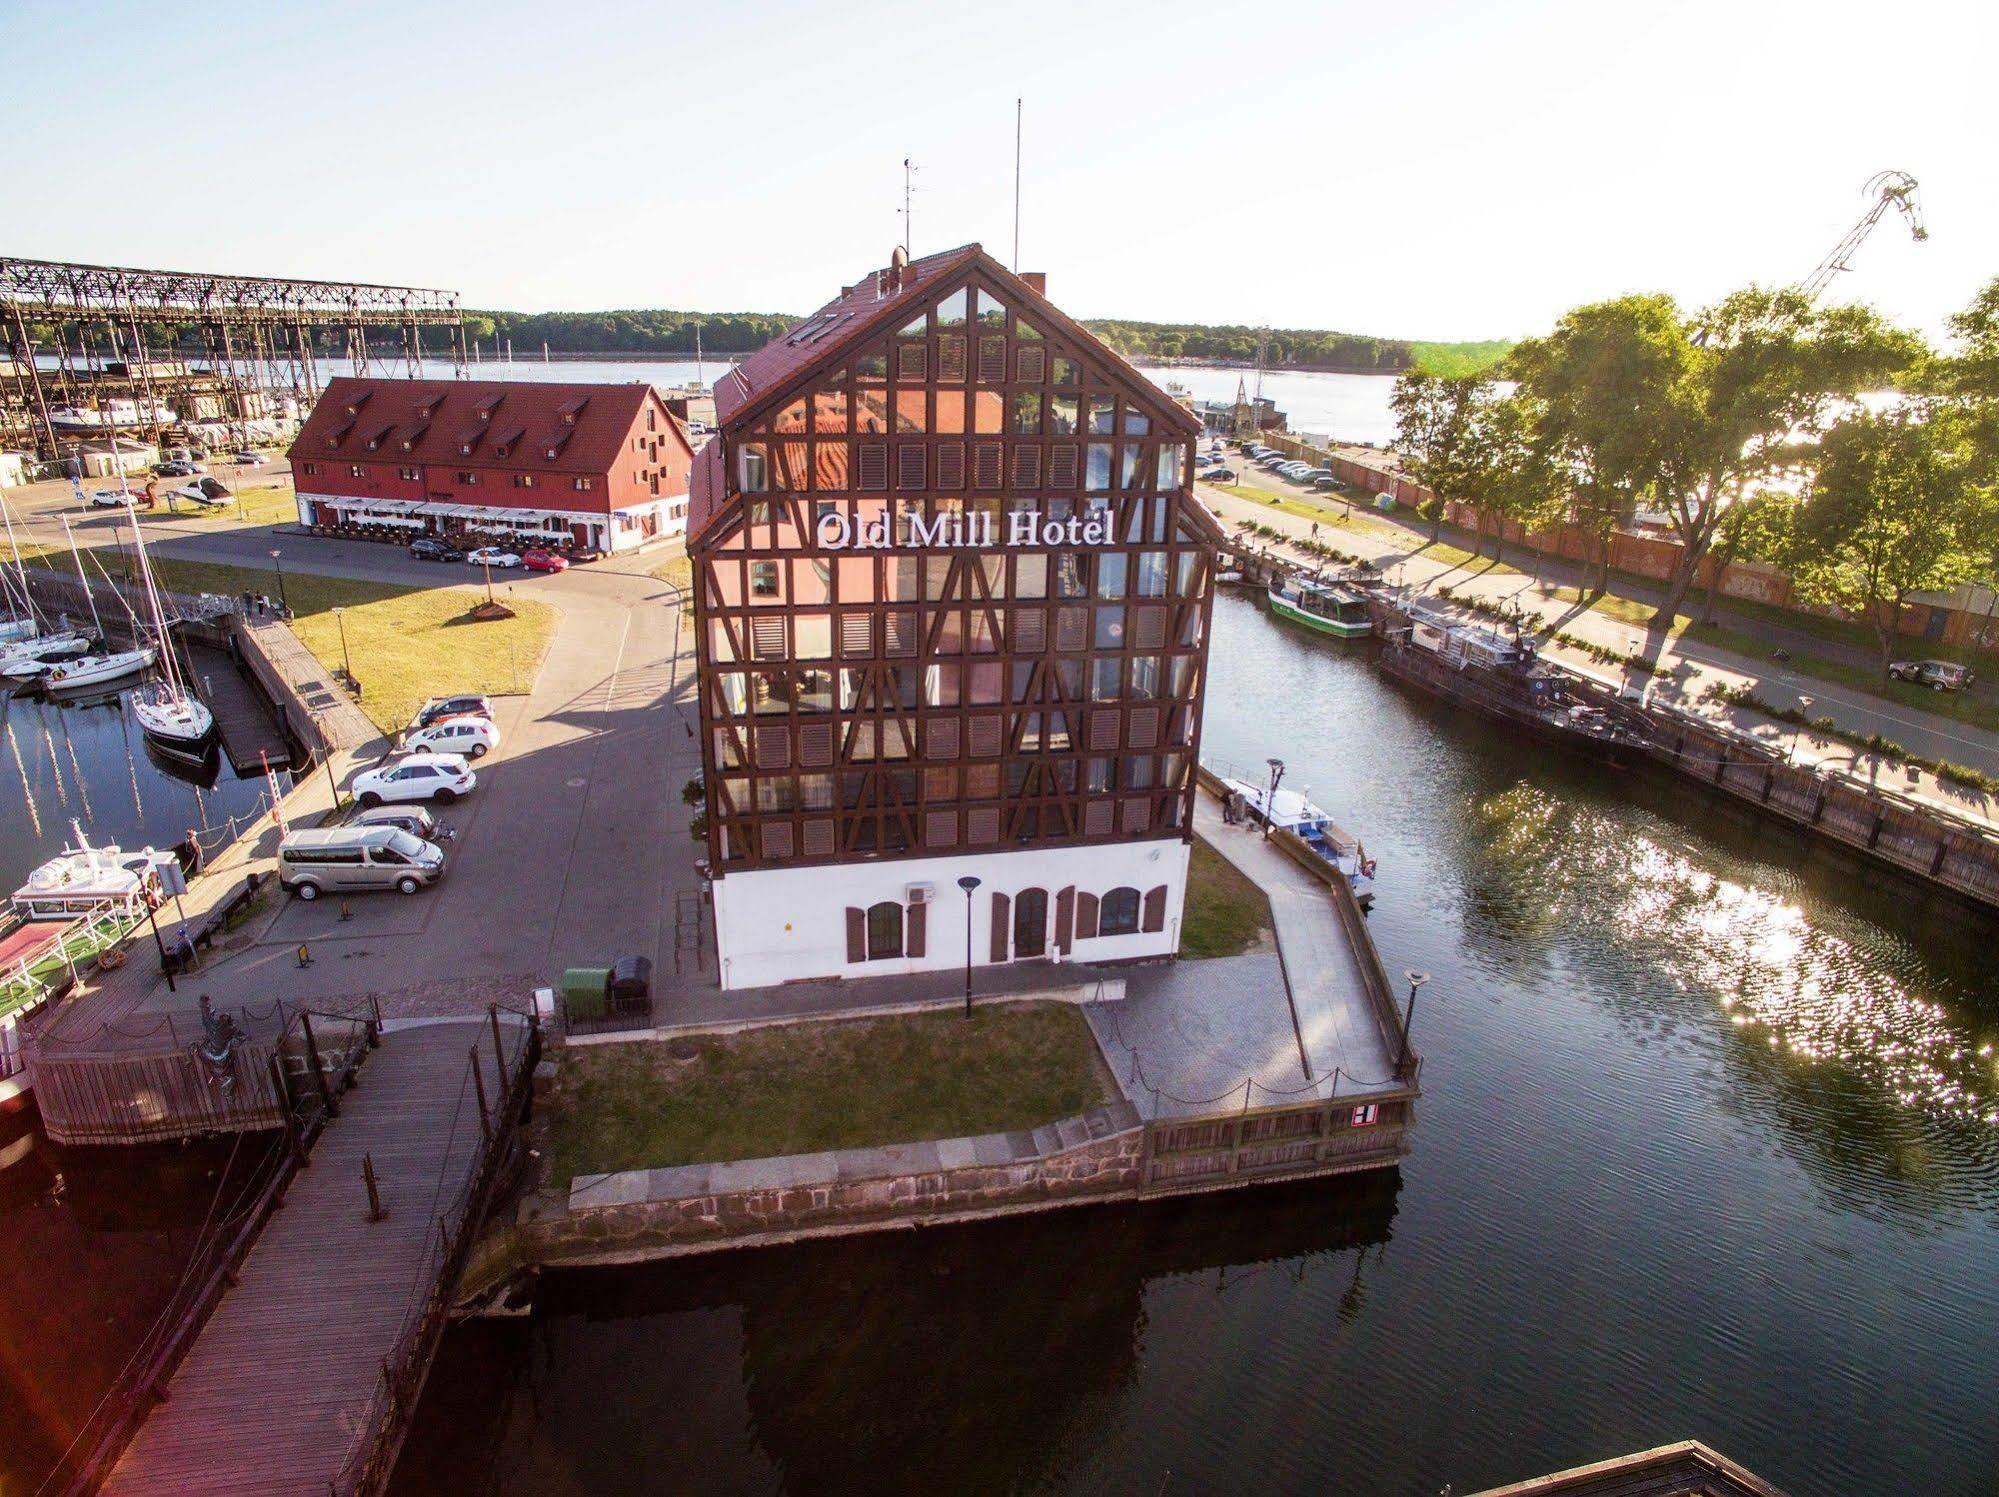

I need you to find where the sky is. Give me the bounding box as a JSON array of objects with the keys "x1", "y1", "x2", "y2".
[{"x1": 7, "y1": 0, "x2": 1995, "y2": 345}]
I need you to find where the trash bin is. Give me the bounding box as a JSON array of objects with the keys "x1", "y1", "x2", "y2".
[
  {"x1": 561, "y1": 967, "x2": 612, "y2": 1021},
  {"x1": 607, "y1": 956, "x2": 653, "y2": 1015}
]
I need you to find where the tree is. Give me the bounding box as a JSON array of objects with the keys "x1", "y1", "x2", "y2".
[
  {"x1": 1510, "y1": 288, "x2": 1919, "y2": 628},
  {"x1": 1458, "y1": 389, "x2": 1562, "y2": 564},
  {"x1": 1783, "y1": 404, "x2": 1986, "y2": 677},
  {"x1": 1389, "y1": 370, "x2": 1484, "y2": 542}
]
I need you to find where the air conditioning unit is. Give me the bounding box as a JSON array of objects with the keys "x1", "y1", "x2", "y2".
[{"x1": 905, "y1": 883, "x2": 934, "y2": 905}]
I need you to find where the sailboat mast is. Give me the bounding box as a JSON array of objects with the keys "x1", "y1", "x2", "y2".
[
  {"x1": 122, "y1": 498, "x2": 184, "y2": 701},
  {"x1": 60, "y1": 515, "x2": 105, "y2": 639},
  {"x1": 0, "y1": 495, "x2": 41, "y2": 634}
]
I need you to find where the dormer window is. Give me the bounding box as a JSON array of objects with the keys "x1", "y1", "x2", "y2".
[
  {"x1": 492, "y1": 424, "x2": 526, "y2": 459},
  {"x1": 557, "y1": 395, "x2": 589, "y2": 426},
  {"x1": 344, "y1": 388, "x2": 372, "y2": 417},
  {"x1": 475, "y1": 392, "x2": 505, "y2": 423}
]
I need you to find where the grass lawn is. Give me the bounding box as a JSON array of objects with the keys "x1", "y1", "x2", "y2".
[
  {"x1": 144, "y1": 557, "x2": 557, "y2": 731},
  {"x1": 542, "y1": 1002, "x2": 1111, "y2": 1183},
  {"x1": 224, "y1": 478, "x2": 299, "y2": 527},
  {"x1": 1180, "y1": 836, "x2": 1272, "y2": 958}
]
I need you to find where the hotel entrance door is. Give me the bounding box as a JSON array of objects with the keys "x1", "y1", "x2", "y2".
[{"x1": 1013, "y1": 887, "x2": 1048, "y2": 960}]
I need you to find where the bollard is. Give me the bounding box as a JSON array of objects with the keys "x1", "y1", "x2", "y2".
[
  {"x1": 297, "y1": 942, "x2": 313, "y2": 968},
  {"x1": 362, "y1": 1152, "x2": 387, "y2": 1221},
  {"x1": 339, "y1": 898, "x2": 352, "y2": 923}
]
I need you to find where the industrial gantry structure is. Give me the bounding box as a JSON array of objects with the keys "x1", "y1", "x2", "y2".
[{"x1": 1, "y1": 255, "x2": 466, "y2": 458}]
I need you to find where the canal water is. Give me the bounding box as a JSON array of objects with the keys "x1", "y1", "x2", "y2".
[
  {"x1": 395, "y1": 590, "x2": 1999, "y2": 1497},
  {"x1": 0, "y1": 682, "x2": 280, "y2": 1493}
]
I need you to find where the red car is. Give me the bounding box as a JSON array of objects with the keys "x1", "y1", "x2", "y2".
[{"x1": 522, "y1": 549, "x2": 570, "y2": 573}]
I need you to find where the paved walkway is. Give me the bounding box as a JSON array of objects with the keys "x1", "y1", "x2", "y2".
[{"x1": 105, "y1": 1015, "x2": 530, "y2": 1497}]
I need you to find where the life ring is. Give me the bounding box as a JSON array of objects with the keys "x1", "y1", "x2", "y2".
[{"x1": 97, "y1": 947, "x2": 128, "y2": 971}]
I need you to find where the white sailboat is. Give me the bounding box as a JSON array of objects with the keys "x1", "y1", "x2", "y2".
[
  {"x1": 121, "y1": 499, "x2": 215, "y2": 755},
  {"x1": 33, "y1": 447, "x2": 160, "y2": 699},
  {"x1": 0, "y1": 634, "x2": 93, "y2": 678}
]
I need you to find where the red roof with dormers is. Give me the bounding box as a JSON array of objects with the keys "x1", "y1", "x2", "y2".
[{"x1": 289, "y1": 376, "x2": 689, "y2": 476}]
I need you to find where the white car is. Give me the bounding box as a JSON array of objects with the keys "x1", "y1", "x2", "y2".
[
  {"x1": 351, "y1": 751, "x2": 477, "y2": 807},
  {"x1": 403, "y1": 716, "x2": 499, "y2": 759},
  {"x1": 89, "y1": 488, "x2": 130, "y2": 508},
  {"x1": 465, "y1": 547, "x2": 522, "y2": 569},
  {"x1": 231, "y1": 451, "x2": 267, "y2": 466}
]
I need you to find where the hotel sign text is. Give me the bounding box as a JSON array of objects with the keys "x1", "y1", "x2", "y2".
[{"x1": 816, "y1": 510, "x2": 1110, "y2": 551}]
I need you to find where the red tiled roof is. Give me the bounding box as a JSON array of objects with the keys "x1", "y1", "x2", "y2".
[
  {"x1": 289, "y1": 376, "x2": 687, "y2": 476},
  {"x1": 714, "y1": 244, "x2": 984, "y2": 425}
]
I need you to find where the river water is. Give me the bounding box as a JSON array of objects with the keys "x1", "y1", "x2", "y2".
[
  {"x1": 392, "y1": 590, "x2": 1999, "y2": 1497},
  {"x1": 0, "y1": 682, "x2": 280, "y2": 1493}
]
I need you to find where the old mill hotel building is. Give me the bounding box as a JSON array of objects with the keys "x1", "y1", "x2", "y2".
[{"x1": 690, "y1": 244, "x2": 1222, "y2": 990}]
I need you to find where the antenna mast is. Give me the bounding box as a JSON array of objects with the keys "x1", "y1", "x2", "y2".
[
  {"x1": 1800, "y1": 170, "x2": 1928, "y2": 302},
  {"x1": 902, "y1": 157, "x2": 915, "y2": 256},
  {"x1": 1013, "y1": 99, "x2": 1023, "y2": 271}
]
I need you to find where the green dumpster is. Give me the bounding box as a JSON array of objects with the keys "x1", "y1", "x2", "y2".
[{"x1": 562, "y1": 967, "x2": 612, "y2": 1020}]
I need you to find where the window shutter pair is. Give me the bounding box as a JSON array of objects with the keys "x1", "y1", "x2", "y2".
[
  {"x1": 1142, "y1": 884, "x2": 1167, "y2": 933},
  {"x1": 1075, "y1": 891, "x2": 1100, "y2": 940},
  {"x1": 907, "y1": 900, "x2": 927, "y2": 958},
  {"x1": 846, "y1": 907, "x2": 865, "y2": 963},
  {"x1": 1055, "y1": 886, "x2": 1075, "y2": 954},
  {"x1": 990, "y1": 891, "x2": 1011, "y2": 962}
]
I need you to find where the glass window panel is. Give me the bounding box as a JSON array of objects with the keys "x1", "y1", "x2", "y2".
[
  {"x1": 1055, "y1": 553, "x2": 1086, "y2": 598},
  {"x1": 1175, "y1": 551, "x2": 1199, "y2": 596},
  {"x1": 719, "y1": 672, "x2": 748, "y2": 716},
  {"x1": 708, "y1": 619, "x2": 736, "y2": 664},
  {"x1": 739, "y1": 443, "x2": 768, "y2": 493},
  {"x1": 1096, "y1": 553, "x2": 1127, "y2": 600},
  {"x1": 895, "y1": 390, "x2": 927, "y2": 434},
  {"x1": 795, "y1": 613, "x2": 833, "y2": 659},
  {"x1": 980, "y1": 554, "x2": 1006, "y2": 599},
  {"x1": 771, "y1": 399, "x2": 807, "y2": 433},
  {"x1": 792, "y1": 558, "x2": 831, "y2": 606},
  {"x1": 1049, "y1": 394, "x2": 1079, "y2": 436},
  {"x1": 935, "y1": 390, "x2": 966, "y2": 434},
  {"x1": 1121, "y1": 443, "x2": 1141, "y2": 490},
  {"x1": 1136, "y1": 551, "x2": 1168, "y2": 597},
  {"x1": 799, "y1": 773, "x2": 833, "y2": 810},
  {"x1": 837, "y1": 554, "x2": 876, "y2": 602},
  {"x1": 839, "y1": 669, "x2": 864, "y2": 710},
  {"x1": 977, "y1": 292, "x2": 1007, "y2": 329},
  {"x1": 1090, "y1": 657, "x2": 1121, "y2": 700},
  {"x1": 924, "y1": 555, "x2": 955, "y2": 600},
  {"x1": 1122, "y1": 409, "x2": 1150, "y2": 436},
  {"x1": 970, "y1": 662, "x2": 1003, "y2": 704},
  {"x1": 857, "y1": 351, "x2": 887, "y2": 381},
  {"x1": 935, "y1": 288, "x2": 969, "y2": 327},
  {"x1": 752, "y1": 673, "x2": 788, "y2": 714},
  {"x1": 1156, "y1": 444, "x2": 1183, "y2": 488},
  {"x1": 1010, "y1": 391, "x2": 1041, "y2": 435},
  {"x1": 1016, "y1": 317, "x2": 1043, "y2": 342},
  {"x1": 969, "y1": 612, "x2": 996, "y2": 653},
  {"x1": 924, "y1": 766, "x2": 958, "y2": 798},
  {"x1": 1094, "y1": 605, "x2": 1126, "y2": 649},
  {"x1": 1056, "y1": 659, "x2": 1083, "y2": 698},
  {"x1": 750, "y1": 561, "x2": 781, "y2": 600},
  {"x1": 1053, "y1": 357, "x2": 1079, "y2": 387},
  {"x1": 813, "y1": 387, "x2": 849, "y2": 434},
  {"x1": 855, "y1": 391, "x2": 890, "y2": 434},
  {"x1": 815, "y1": 442, "x2": 850, "y2": 491},
  {"x1": 1085, "y1": 444, "x2": 1113, "y2": 491},
  {"x1": 1130, "y1": 655, "x2": 1161, "y2": 698},
  {"x1": 887, "y1": 556, "x2": 920, "y2": 601},
  {"x1": 973, "y1": 391, "x2": 1005, "y2": 435},
  {"x1": 1088, "y1": 398, "x2": 1116, "y2": 436},
  {"x1": 935, "y1": 609, "x2": 964, "y2": 654},
  {"x1": 899, "y1": 313, "x2": 927, "y2": 338},
  {"x1": 1086, "y1": 757, "x2": 1112, "y2": 793},
  {"x1": 797, "y1": 668, "x2": 833, "y2": 712},
  {"x1": 1015, "y1": 553, "x2": 1048, "y2": 599},
  {"x1": 925, "y1": 663, "x2": 960, "y2": 706}
]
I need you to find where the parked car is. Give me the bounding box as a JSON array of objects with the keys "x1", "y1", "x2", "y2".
[
  {"x1": 404, "y1": 715, "x2": 500, "y2": 759},
  {"x1": 278, "y1": 825, "x2": 446, "y2": 899},
  {"x1": 568, "y1": 546, "x2": 605, "y2": 563},
  {"x1": 88, "y1": 488, "x2": 130, "y2": 508},
  {"x1": 351, "y1": 752, "x2": 477, "y2": 807},
  {"x1": 409, "y1": 538, "x2": 465, "y2": 562},
  {"x1": 230, "y1": 451, "x2": 267, "y2": 466},
  {"x1": 168, "y1": 477, "x2": 231, "y2": 508},
  {"x1": 1206, "y1": 466, "x2": 1239, "y2": 482},
  {"x1": 465, "y1": 547, "x2": 522, "y2": 569},
  {"x1": 1312, "y1": 475, "x2": 1340, "y2": 489},
  {"x1": 153, "y1": 461, "x2": 195, "y2": 478},
  {"x1": 521, "y1": 548, "x2": 570, "y2": 573},
  {"x1": 411, "y1": 694, "x2": 493, "y2": 730},
  {"x1": 1888, "y1": 659, "x2": 1975, "y2": 692},
  {"x1": 347, "y1": 802, "x2": 441, "y2": 840}
]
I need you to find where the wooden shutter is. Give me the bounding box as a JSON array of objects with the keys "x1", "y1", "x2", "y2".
[
  {"x1": 1075, "y1": 891, "x2": 1098, "y2": 940},
  {"x1": 857, "y1": 443, "x2": 887, "y2": 490},
  {"x1": 897, "y1": 443, "x2": 926, "y2": 490},
  {"x1": 898, "y1": 341, "x2": 926, "y2": 380},
  {"x1": 907, "y1": 899, "x2": 927, "y2": 957},
  {"x1": 1142, "y1": 884, "x2": 1167, "y2": 933},
  {"x1": 1048, "y1": 444, "x2": 1078, "y2": 488},
  {"x1": 1016, "y1": 346, "x2": 1046, "y2": 383},
  {"x1": 972, "y1": 443, "x2": 1003, "y2": 490},
  {"x1": 1010, "y1": 445, "x2": 1041, "y2": 487},
  {"x1": 938, "y1": 335, "x2": 966, "y2": 381},
  {"x1": 990, "y1": 892, "x2": 1011, "y2": 962},
  {"x1": 978, "y1": 337, "x2": 1006, "y2": 382},
  {"x1": 1055, "y1": 886, "x2": 1075, "y2": 953},
  {"x1": 936, "y1": 442, "x2": 965, "y2": 489},
  {"x1": 846, "y1": 907, "x2": 865, "y2": 963}
]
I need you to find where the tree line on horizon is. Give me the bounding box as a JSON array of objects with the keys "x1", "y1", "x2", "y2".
[{"x1": 1388, "y1": 278, "x2": 1999, "y2": 676}]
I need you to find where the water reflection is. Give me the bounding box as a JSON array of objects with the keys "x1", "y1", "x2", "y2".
[{"x1": 393, "y1": 1175, "x2": 1401, "y2": 1497}]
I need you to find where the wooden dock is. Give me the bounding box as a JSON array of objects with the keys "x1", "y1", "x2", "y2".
[
  {"x1": 99, "y1": 1013, "x2": 535, "y2": 1497},
  {"x1": 187, "y1": 640, "x2": 291, "y2": 776}
]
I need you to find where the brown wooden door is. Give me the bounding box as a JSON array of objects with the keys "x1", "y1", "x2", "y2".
[{"x1": 1013, "y1": 887, "x2": 1048, "y2": 959}]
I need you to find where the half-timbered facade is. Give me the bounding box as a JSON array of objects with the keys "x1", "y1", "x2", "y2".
[{"x1": 691, "y1": 245, "x2": 1221, "y2": 990}]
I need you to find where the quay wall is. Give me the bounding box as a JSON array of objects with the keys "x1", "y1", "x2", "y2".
[{"x1": 488, "y1": 1089, "x2": 1412, "y2": 1278}]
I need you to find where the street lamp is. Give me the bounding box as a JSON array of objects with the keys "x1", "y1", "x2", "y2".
[
  {"x1": 332, "y1": 605, "x2": 353, "y2": 684},
  {"x1": 268, "y1": 548, "x2": 288, "y2": 615},
  {"x1": 1399, "y1": 969, "x2": 1431, "y2": 1078},
  {"x1": 956, "y1": 875, "x2": 982, "y2": 1017},
  {"x1": 1792, "y1": 694, "x2": 1814, "y2": 766},
  {"x1": 1262, "y1": 757, "x2": 1285, "y2": 840}
]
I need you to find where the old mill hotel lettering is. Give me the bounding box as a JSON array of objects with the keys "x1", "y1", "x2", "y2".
[{"x1": 815, "y1": 508, "x2": 1113, "y2": 551}]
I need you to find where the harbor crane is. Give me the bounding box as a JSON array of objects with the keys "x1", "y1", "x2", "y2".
[{"x1": 1799, "y1": 170, "x2": 1927, "y2": 302}]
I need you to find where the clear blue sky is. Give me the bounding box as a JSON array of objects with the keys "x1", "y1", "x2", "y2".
[{"x1": 8, "y1": 0, "x2": 1992, "y2": 343}]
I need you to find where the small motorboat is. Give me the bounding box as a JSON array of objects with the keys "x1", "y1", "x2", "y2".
[
  {"x1": 11, "y1": 824, "x2": 174, "y2": 920},
  {"x1": 1219, "y1": 772, "x2": 1378, "y2": 905},
  {"x1": 36, "y1": 648, "x2": 157, "y2": 692}
]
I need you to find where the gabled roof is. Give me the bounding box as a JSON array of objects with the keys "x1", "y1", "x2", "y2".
[
  {"x1": 715, "y1": 243, "x2": 1201, "y2": 441},
  {"x1": 715, "y1": 244, "x2": 983, "y2": 426},
  {"x1": 289, "y1": 376, "x2": 689, "y2": 475}
]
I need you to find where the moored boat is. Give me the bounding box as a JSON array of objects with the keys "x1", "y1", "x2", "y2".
[
  {"x1": 10, "y1": 825, "x2": 174, "y2": 921},
  {"x1": 34, "y1": 647, "x2": 157, "y2": 692},
  {"x1": 0, "y1": 632, "x2": 94, "y2": 676},
  {"x1": 1217, "y1": 769, "x2": 1377, "y2": 905},
  {"x1": 1268, "y1": 575, "x2": 1373, "y2": 638}
]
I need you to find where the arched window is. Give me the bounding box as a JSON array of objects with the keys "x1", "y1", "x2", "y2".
[
  {"x1": 1099, "y1": 886, "x2": 1140, "y2": 937},
  {"x1": 866, "y1": 900, "x2": 904, "y2": 960}
]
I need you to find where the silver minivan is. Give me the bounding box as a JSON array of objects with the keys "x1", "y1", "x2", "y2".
[{"x1": 278, "y1": 825, "x2": 446, "y2": 899}]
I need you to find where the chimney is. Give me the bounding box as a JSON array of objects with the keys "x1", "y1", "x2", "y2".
[
  {"x1": 1020, "y1": 271, "x2": 1046, "y2": 295},
  {"x1": 889, "y1": 245, "x2": 909, "y2": 293}
]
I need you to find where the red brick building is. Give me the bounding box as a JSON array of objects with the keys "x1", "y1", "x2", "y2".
[{"x1": 288, "y1": 377, "x2": 695, "y2": 553}]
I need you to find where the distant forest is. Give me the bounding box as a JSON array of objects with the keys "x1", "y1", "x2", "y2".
[{"x1": 463, "y1": 309, "x2": 1512, "y2": 376}]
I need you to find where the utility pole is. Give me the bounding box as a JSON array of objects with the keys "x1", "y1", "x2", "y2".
[
  {"x1": 902, "y1": 157, "x2": 916, "y2": 256},
  {"x1": 1012, "y1": 100, "x2": 1023, "y2": 271}
]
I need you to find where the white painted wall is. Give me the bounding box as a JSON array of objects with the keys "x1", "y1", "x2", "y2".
[{"x1": 710, "y1": 837, "x2": 1191, "y2": 991}]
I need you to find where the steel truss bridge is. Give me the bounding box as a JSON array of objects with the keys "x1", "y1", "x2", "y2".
[{"x1": 2, "y1": 255, "x2": 466, "y2": 457}]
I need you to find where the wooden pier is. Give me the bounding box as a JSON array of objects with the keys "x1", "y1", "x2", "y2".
[
  {"x1": 82, "y1": 1012, "x2": 536, "y2": 1497},
  {"x1": 187, "y1": 640, "x2": 291, "y2": 776}
]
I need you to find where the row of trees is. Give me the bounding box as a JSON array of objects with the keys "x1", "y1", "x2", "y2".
[
  {"x1": 1390, "y1": 279, "x2": 1999, "y2": 675},
  {"x1": 463, "y1": 309, "x2": 798, "y2": 356},
  {"x1": 1086, "y1": 319, "x2": 1415, "y2": 370}
]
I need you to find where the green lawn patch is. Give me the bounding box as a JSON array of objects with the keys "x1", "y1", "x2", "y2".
[
  {"x1": 542, "y1": 1002, "x2": 1112, "y2": 1183},
  {"x1": 144, "y1": 558, "x2": 557, "y2": 731},
  {"x1": 1180, "y1": 835, "x2": 1272, "y2": 959}
]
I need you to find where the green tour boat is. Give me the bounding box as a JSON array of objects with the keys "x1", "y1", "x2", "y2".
[{"x1": 1267, "y1": 576, "x2": 1373, "y2": 638}]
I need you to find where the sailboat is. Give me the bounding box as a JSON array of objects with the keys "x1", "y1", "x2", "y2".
[
  {"x1": 121, "y1": 501, "x2": 215, "y2": 756},
  {"x1": 0, "y1": 499, "x2": 91, "y2": 675},
  {"x1": 31, "y1": 441, "x2": 159, "y2": 698}
]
